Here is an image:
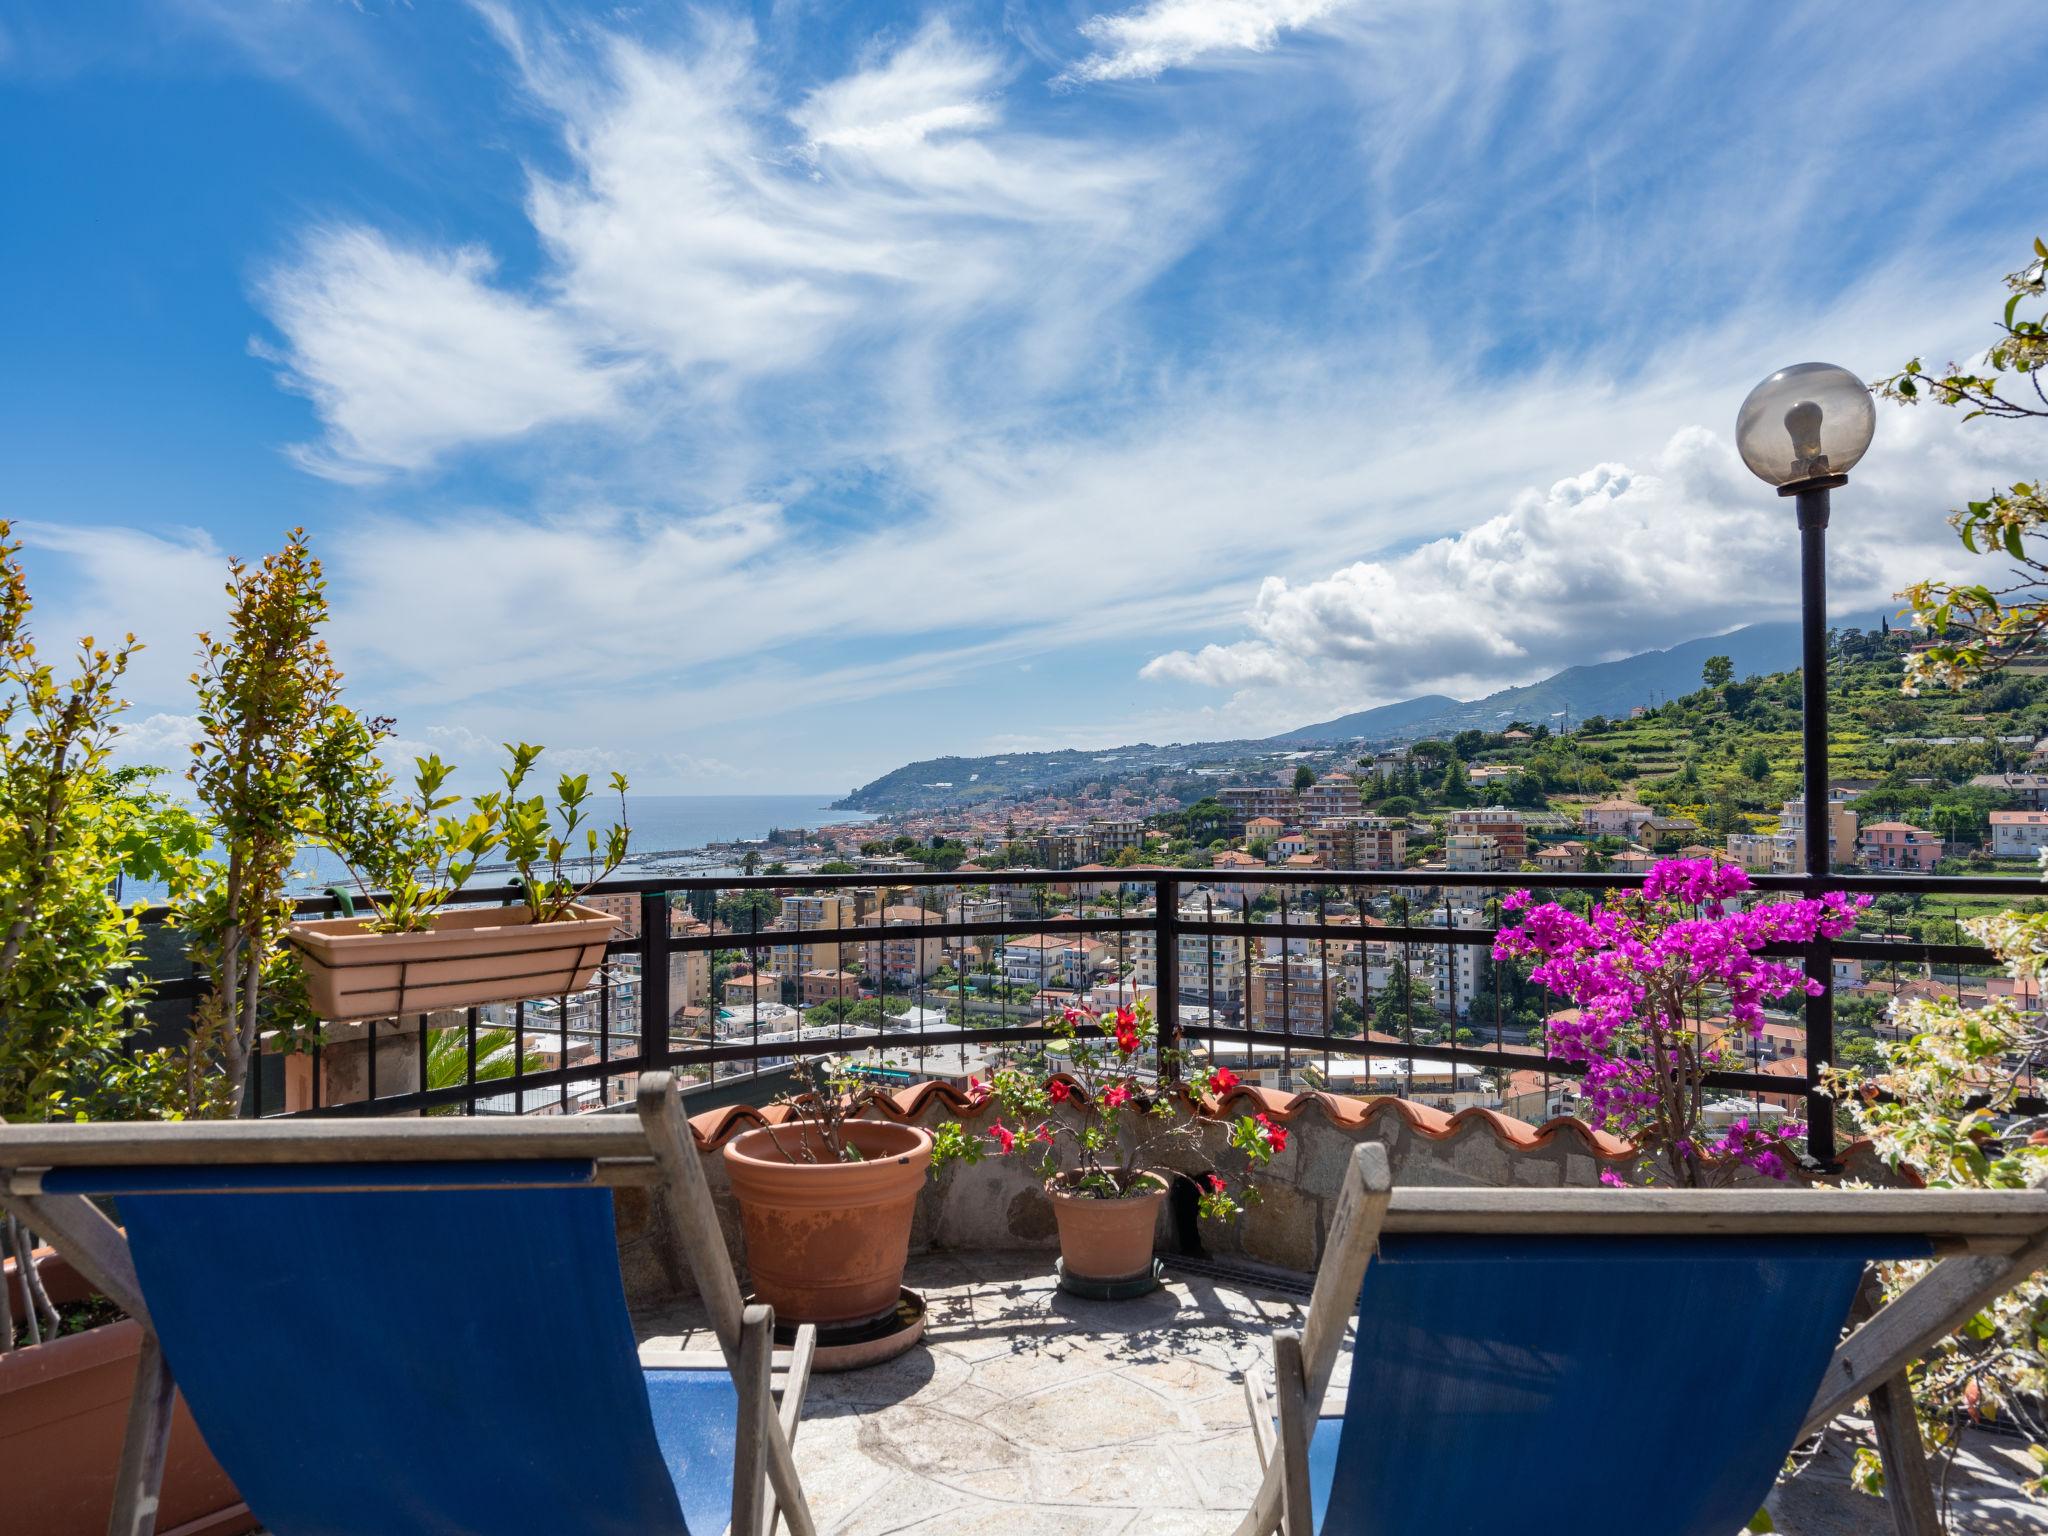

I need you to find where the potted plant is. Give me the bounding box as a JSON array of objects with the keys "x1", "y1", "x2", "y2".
[
  {"x1": 3, "y1": 1227, "x2": 256, "y2": 1536},
  {"x1": 720, "y1": 1056, "x2": 934, "y2": 1329},
  {"x1": 1494, "y1": 856, "x2": 1867, "y2": 1185},
  {"x1": 288, "y1": 741, "x2": 631, "y2": 1021},
  {"x1": 935, "y1": 1001, "x2": 1282, "y2": 1289}
]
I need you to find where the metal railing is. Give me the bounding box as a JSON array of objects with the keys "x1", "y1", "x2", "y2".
[{"x1": 127, "y1": 866, "x2": 2045, "y2": 1165}]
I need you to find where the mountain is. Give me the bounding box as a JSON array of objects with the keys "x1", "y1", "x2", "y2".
[
  {"x1": 1267, "y1": 623, "x2": 1803, "y2": 745},
  {"x1": 835, "y1": 622, "x2": 1813, "y2": 814}
]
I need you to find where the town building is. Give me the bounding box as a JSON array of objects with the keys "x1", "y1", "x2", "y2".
[
  {"x1": 1297, "y1": 772, "x2": 1360, "y2": 821},
  {"x1": 1858, "y1": 822, "x2": 1943, "y2": 872},
  {"x1": 1990, "y1": 810, "x2": 2048, "y2": 859},
  {"x1": 1534, "y1": 841, "x2": 1588, "y2": 874},
  {"x1": 1445, "y1": 808, "x2": 1527, "y2": 865},
  {"x1": 1218, "y1": 784, "x2": 1299, "y2": 828},
  {"x1": 1970, "y1": 773, "x2": 2048, "y2": 809},
  {"x1": 1310, "y1": 816, "x2": 1406, "y2": 870},
  {"x1": 1580, "y1": 799, "x2": 1653, "y2": 837},
  {"x1": 1775, "y1": 800, "x2": 1859, "y2": 873},
  {"x1": 1444, "y1": 832, "x2": 1501, "y2": 873}
]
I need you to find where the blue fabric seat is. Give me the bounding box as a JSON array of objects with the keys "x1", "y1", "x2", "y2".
[
  {"x1": 50, "y1": 1161, "x2": 739, "y2": 1536},
  {"x1": 1298, "y1": 1234, "x2": 1929, "y2": 1536}
]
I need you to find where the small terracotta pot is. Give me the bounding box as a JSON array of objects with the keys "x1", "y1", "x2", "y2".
[
  {"x1": 1047, "y1": 1171, "x2": 1168, "y2": 1282},
  {"x1": 287, "y1": 903, "x2": 619, "y2": 1022},
  {"x1": 723, "y1": 1121, "x2": 933, "y2": 1328}
]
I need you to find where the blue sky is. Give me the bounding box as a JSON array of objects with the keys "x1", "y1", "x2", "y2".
[{"x1": 6, "y1": 1, "x2": 2045, "y2": 794}]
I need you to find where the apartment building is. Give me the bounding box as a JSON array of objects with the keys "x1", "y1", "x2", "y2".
[
  {"x1": 1247, "y1": 954, "x2": 1341, "y2": 1035},
  {"x1": 1858, "y1": 822, "x2": 1942, "y2": 872},
  {"x1": 1444, "y1": 832, "x2": 1501, "y2": 873},
  {"x1": 1219, "y1": 784, "x2": 1299, "y2": 828},
  {"x1": 1310, "y1": 816, "x2": 1406, "y2": 871},
  {"x1": 1534, "y1": 841, "x2": 1589, "y2": 874},
  {"x1": 1423, "y1": 907, "x2": 1489, "y2": 1019},
  {"x1": 867, "y1": 904, "x2": 947, "y2": 984},
  {"x1": 1001, "y1": 933, "x2": 1077, "y2": 989},
  {"x1": 1991, "y1": 810, "x2": 2048, "y2": 858},
  {"x1": 1445, "y1": 808, "x2": 1527, "y2": 865},
  {"x1": 1775, "y1": 800, "x2": 1859, "y2": 873},
  {"x1": 1087, "y1": 817, "x2": 1147, "y2": 854},
  {"x1": 781, "y1": 893, "x2": 858, "y2": 933},
  {"x1": 1297, "y1": 772, "x2": 1360, "y2": 821},
  {"x1": 1128, "y1": 914, "x2": 1251, "y2": 1020}
]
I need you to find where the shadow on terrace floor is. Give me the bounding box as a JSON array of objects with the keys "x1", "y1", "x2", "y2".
[{"x1": 631, "y1": 1251, "x2": 2047, "y2": 1536}]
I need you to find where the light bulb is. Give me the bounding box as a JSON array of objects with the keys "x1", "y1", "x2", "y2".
[{"x1": 1784, "y1": 399, "x2": 1826, "y2": 477}]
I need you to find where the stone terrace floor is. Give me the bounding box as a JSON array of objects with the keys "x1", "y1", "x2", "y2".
[{"x1": 635, "y1": 1251, "x2": 2048, "y2": 1536}]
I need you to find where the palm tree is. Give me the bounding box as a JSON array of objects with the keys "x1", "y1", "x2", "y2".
[{"x1": 423, "y1": 1023, "x2": 545, "y2": 1114}]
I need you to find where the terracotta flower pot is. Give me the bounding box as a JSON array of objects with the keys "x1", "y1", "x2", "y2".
[
  {"x1": 287, "y1": 903, "x2": 619, "y2": 1022},
  {"x1": 1047, "y1": 1171, "x2": 1168, "y2": 1283},
  {"x1": 722, "y1": 1121, "x2": 932, "y2": 1327},
  {"x1": 1, "y1": 1263, "x2": 256, "y2": 1536}
]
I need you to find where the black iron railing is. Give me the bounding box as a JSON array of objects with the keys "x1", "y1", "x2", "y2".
[{"x1": 127, "y1": 867, "x2": 2043, "y2": 1164}]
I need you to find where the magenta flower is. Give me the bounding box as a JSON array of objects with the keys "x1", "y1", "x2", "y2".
[{"x1": 1493, "y1": 857, "x2": 1866, "y2": 1187}]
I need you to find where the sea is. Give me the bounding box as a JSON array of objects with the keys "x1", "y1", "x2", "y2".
[{"x1": 124, "y1": 794, "x2": 876, "y2": 905}]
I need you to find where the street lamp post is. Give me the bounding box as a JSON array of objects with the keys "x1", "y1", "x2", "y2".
[{"x1": 1735, "y1": 362, "x2": 1877, "y2": 1166}]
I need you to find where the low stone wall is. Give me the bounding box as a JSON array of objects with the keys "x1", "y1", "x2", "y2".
[{"x1": 614, "y1": 1088, "x2": 1660, "y2": 1310}]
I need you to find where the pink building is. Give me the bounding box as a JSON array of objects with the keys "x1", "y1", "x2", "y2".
[{"x1": 1858, "y1": 821, "x2": 1942, "y2": 872}]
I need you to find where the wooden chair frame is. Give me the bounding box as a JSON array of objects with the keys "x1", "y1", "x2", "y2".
[
  {"x1": 1231, "y1": 1147, "x2": 2048, "y2": 1536},
  {"x1": 0, "y1": 1072, "x2": 814, "y2": 1536}
]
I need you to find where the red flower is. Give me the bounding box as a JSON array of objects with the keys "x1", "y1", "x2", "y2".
[
  {"x1": 1048, "y1": 1078, "x2": 1071, "y2": 1103},
  {"x1": 1035, "y1": 1122, "x2": 1055, "y2": 1146},
  {"x1": 1207, "y1": 1066, "x2": 1240, "y2": 1096},
  {"x1": 1061, "y1": 1006, "x2": 1082, "y2": 1026},
  {"x1": 967, "y1": 1075, "x2": 991, "y2": 1104},
  {"x1": 1205, "y1": 1173, "x2": 1225, "y2": 1193},
  {"x1": 1102, "y1": 1084, "x2": 1132, "y2": 1108},
  {"x1": 1256, "y1": 1113, "x2": 1288, "y2": 1153},
  {"x1": 1115, "y1": 1005, "x2": 1136, "y2": 1028},
  {"x1": 988, "y1": 1123, "x2": 1016, "y2": 1155},
  {"x1": 1114, "y1": 1025, "x2": 1140, "y2": 1055}
]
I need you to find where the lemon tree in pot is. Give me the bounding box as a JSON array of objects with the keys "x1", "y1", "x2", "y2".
[
  {"x1": 932, "y1": 1001, "x2": 1283, "y2": 1294},
  {"x1": 721, "y1": 1055, "x2": 933, "y2": 1334},
  {"x1": 290, "y1": 738, "x2": 631, "y2": 1022}
]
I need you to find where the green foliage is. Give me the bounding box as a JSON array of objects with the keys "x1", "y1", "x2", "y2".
[
  {"x1": 178, "y1": 530, "x2": 364, "y2": 1116},
  {"x1": 1292, "y1": 764, "x2": 1316, "y2": 793},
  {"x1": 1880, "y1": 238, "x2": 2048, "y2": 691},
  {"x1": 490, "y1": 743, "x2": 632, "y2": 923},
  {"x1": 1701, "y1": 654, "x2": 1734, "y2": 690},
  {"x1": 309, "y1": 733, "x2": 498, "y2": 933},
  {"x1": 0, "y1": 526, "x2": 213, "y2": 1121},
  {"x1": 1826, "y1": 904, "x2": 2048, "y2": 1493}
]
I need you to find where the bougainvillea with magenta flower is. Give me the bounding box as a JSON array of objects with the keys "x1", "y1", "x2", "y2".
[{"x1": 1493, "y1": 856, "x2": 1866, "y2": 1186}]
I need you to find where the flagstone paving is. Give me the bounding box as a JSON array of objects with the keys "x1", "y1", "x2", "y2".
[{"x1": 633, "y1": 1251, "x2": 2048, "y2": 1536}]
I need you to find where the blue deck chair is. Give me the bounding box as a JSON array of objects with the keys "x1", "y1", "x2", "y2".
[
  {"x1": 0, "y1": 1072, "x2": 816, "y2": 1536},
  {"x1": 1232, "y1": 1145, "x2": 2048, "y2": 1536}
]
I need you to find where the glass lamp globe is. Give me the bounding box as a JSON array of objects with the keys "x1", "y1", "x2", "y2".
[{"x1": 1734, "y1": 362, "x2": 1876, "y2": 487}]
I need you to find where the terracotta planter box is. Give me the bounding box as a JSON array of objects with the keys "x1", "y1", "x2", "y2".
[
  {"x1": 288, "y1": 903, "x2": 619, "y2": 1021},
  {"x1": 1, "y1": 1258, "x2": 254, "y2": 1536},
  {"x1": 723, "y1": 1121, "x2": 932, "y2": 1327},
  {"x1": 1048, "y1": 1172, "x2": 1168, "y2": 1283}
]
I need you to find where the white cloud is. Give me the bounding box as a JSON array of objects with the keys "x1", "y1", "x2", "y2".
[
  {"x1": 258, "y1": 17, "x2": 1207, "y2": 479},
  {"x1": 1142, "y1": 405, "x2": 2032, "y2": 726},
  {"x1": 257, "y1": 227, "x2": 632, "y2": 478},
  {"x1": 1063, "y1": 0, "x2": 1349, "y2": 83}
]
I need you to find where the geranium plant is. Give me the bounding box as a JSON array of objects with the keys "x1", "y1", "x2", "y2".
[
  {"x1": 1494, "y1": 856, "x2": 1866, "y2": 1186},
  {"x1": 928, "y1": 1000, "x2": 1283, "y2": 1218}
]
